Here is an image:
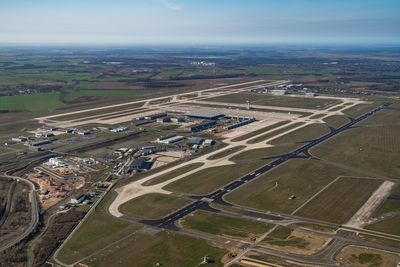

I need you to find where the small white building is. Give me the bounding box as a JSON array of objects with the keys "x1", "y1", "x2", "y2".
[
  {"x1": 269, "y1": 89, "x2": 287, "y2": 95},
  {"x1": 48, "y1": 157, "x2": 68, "y2": 168}
]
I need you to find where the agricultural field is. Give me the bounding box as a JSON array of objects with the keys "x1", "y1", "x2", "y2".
[
  {"x1": 205, "y1": 93, "x2": 339, "y2": 109},
  {"x1": 182, "y1": 210, "x2": 272, "y2": 240},
  {"x1": 120, "y1": 194, "x2": 192, "y2": 219},
  {"x1": 295, "y1": 177, "x2": 381, "y2": 224},
  {"x1": 0, "y1": 92, "x2": 65, "y2": 111},
  {"x1": 164, "y1": 160, "x2": 267, "y2": 195},
  {"x1": 311, "y1": 125, "x2": 400, "y2": 179},
  {"x1": 224, "y1": 159, "x2": 357, "y2": 214}
]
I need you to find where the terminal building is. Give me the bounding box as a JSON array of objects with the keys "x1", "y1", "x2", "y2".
[{"x1": 184, "y1": 111, "x2": 225, "y2": 120}]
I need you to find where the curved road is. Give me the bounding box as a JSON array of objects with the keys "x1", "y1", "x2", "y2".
[{"x1": 0, "y1": 171, "x2": 39, "y2": 252}]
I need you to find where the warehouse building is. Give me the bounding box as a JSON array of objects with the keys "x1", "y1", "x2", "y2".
[
  {"x1": 187, "y1": 137, "x2": 204, "y2": 146},
  {"x1": 225, "y1": 118, "x2": 256, "y2": 130},
  {"x1": 144, "y1": 113, "x2": 167, "y2": 120},
  {"x1": 269, "y1": 89, "x2": 287, "y2": 95},
  {"x1": 157, "y1": 135, "x2": 186, "y2": 144},
  {"x1": 189, "y1": 120, "x2": 217, "y2": 132}
]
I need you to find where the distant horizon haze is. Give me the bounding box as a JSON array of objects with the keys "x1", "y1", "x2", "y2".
[{"x1": 0, "y1": 0, "x2": 399, "y2": 45}]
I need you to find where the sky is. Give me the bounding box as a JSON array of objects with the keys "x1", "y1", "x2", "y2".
[{"x1": 0, "y1": 0, "x2": 399, "y2": 45}]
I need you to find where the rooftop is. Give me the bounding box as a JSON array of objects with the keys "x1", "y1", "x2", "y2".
[{"x1": 184, "y1": 111, "x2": 224, "y2": 119}]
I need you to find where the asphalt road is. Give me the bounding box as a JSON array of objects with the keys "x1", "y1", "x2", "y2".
[
  {"x1": 0, "y1": 172, "x2": 39, "y2": 252},
  {"x1": 139, "y1": 102, "x2": 392, "y2": 230}
]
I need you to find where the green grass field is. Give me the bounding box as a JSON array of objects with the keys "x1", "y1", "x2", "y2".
[
  {"x1": 269, "y1": 123, "x2": 329, "y2": 145},
  {"x1": 358, "y1": 234, "x2": 400, "y2": 249},
  {"x1": 262, "y1": 227, "x2": 309, "y2": 249},
  {"x1": 0, "y1": 71, "x2": 92, "y2": 86},
  {"x1": 295, "y1": 177, "x2": 381, "y2": 224},
  {"x1": 182, "y1": 210, "x2": 272, "y2": 239},
  {"x1": 323, "y1": 115, "x2": 350, "y2": 128},
  {"x1": 205, "y1": 93, "x2": 339, "y2": 110},
  {"x1": 247, "y1": 122, "x2": 305, "y2": 144},
  {"x1": 0, "y1": 92, "x2": 65, "y2": 111},
  {"x1": 230, "y1": 144, "x2": 300, "y2": 161},
  {"x1": 81, "y1": 230, "x2": 228, "y2": 267},
  {"x1": 225, "y1": 159, "x2": 357, "y2": 214},
  {"x1": 143, "y1": 163, "x2": 204, "y2": 186},
  {"x1": 58, "y1": 191, "x2": 142, "y2": 264},
  {"x1": 295, "y1": 223, "x2": 337, "y2": 233},
  {"x1": 360, "y1": 102, "x2": 400, "y2": 126},
  {"x1": 120, "y1": 194, "x2": 192, "y2": 219},
  {"x1": 53, "y1": 102, "x2": 144, "y2": 121},
  {"x1": 164, "y1": 161, "x2": 267, "y2": 195},
  {"x1": 207, "y1": 146, "x2": 245, "y2": 160},
  {"x1": 342, "y1": 103, "x2": 381, "y2": 118},
  {"x1": 311, "y1": 125, "x2": 400, "y2": 179},
  {"x1": 366, "y1": 216, "x2": 400, "y2": 236},
  {"x1": 373, "y1": 185, "x2": 400, "y2": 217},
  {"x1": 63, "y1": 89, "x2": 156, "y2": 101},
  {"x1": 231, "y1": 121, "x2": 290, "y2": 142}
]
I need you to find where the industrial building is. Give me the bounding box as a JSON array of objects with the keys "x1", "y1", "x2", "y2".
[
  {"x1": 11, "y1": 136, "x2": 29, "y2": 142},
  {"x1": 171, "y1": 117, "x2": 185, "y2": 123},
  {"x1": 156, "y1": 117, "x2": 172, "y2": 123},
  {"x1": 127, "y1": 157, "x2": 153, "y2": 171},
  {"x1": 269, "y1": 89, "x2": 287, "y2": 95},
  {"x1": 30, "y1": 140, "x2": 51, "y2": 146},
  {"x1": 157, "y1": 134, "x2": 176, "y2": 142},
  {"x1": 204, "y1": 139, "x2": 215, "y2": 147},
  {"x1": 187, "y1": 137, "x2": 204, "y2": 146},
  {"x1": 189, "y1": 120, "x2": 217, "y2": 132},
  {"x1": 110, "y1": 126, "x2": 128, "y2": 133},
  {"x1": 184, "y1": 111, "x2": 225, "y2": 120},
  {"x1": 144, "y1": 113, "x2": 167, "y2": 120},
  {"x1": 47, "y1": 157, "x2": 68, "y2": 168},
  {"x1": 157, "y1": 135, "x2": 186, "y2": 144},
  {"x1": 225, "y1": 118, "x2": 256, "y2": 130},
  {"x1": 305, "y1": 92, "x2": 316, "y2": 97},
  {"x1": 71, "y1": 194, "x2": 86, "y2": 204}
]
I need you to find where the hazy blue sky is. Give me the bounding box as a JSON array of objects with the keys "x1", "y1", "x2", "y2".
[{"x1": 1, "y1": 0, "x2": 399, "y2": 44}]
